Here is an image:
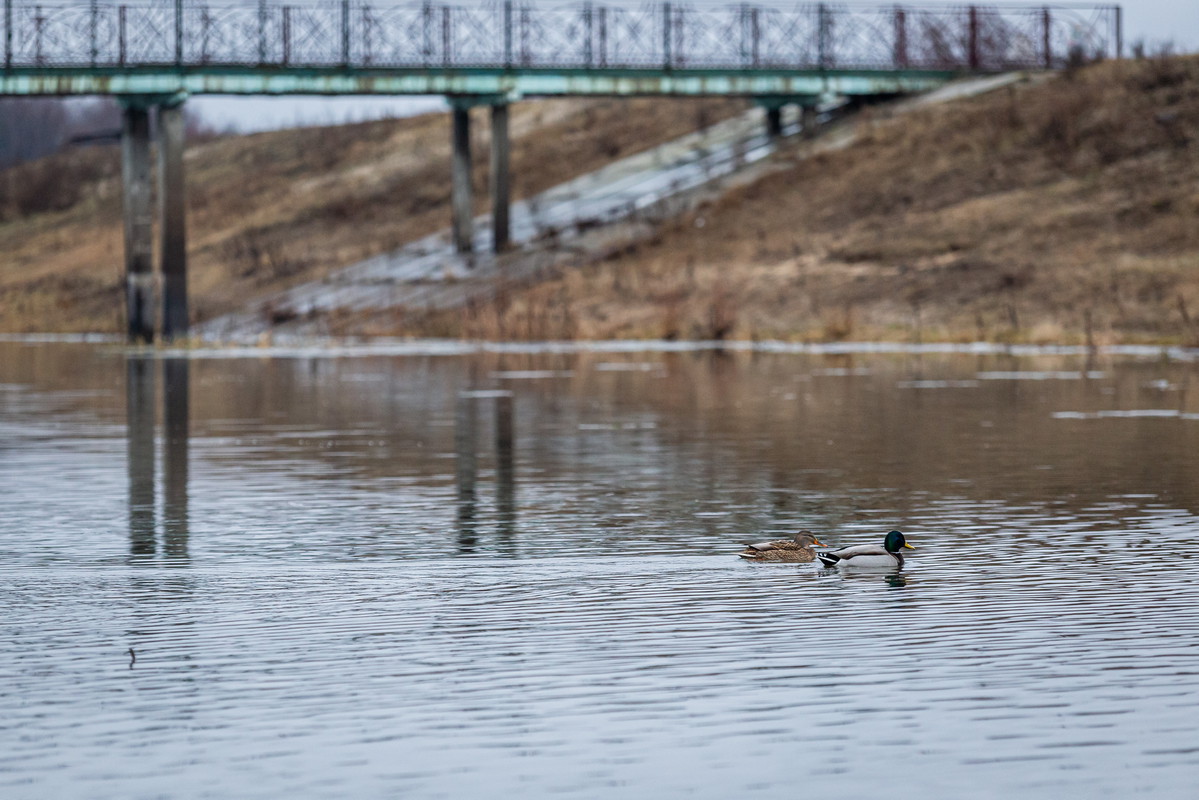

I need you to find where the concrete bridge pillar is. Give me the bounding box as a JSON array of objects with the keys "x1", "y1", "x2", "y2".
[
  {"x1": 158, "y1": 102, "x2": 188, "y2": 340},
  {"x1": 450, "y1": 105, "x2": 474, "y2": 255},
  {"x1": 490, "y1": 103, "x2": 510, "y2": 253},
  {"x1": 120, "y1": 95, "x2": 190, "y2": 343},
  {"x1": 120, "y1": 103, "x2": 155, "y2": 343},
  {"x1": 800, "y1": 105, "x2": 817, "y2": 139},
  {"x1": 765, "y1": 106, "x2": 783, "y2": 138}
]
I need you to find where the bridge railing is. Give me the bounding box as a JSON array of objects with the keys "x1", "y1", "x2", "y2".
[{"x1": 2, "y1": 2, "x2": 1121, "y2": 72}]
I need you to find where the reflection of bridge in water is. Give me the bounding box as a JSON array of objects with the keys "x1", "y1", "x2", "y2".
[
  {"x1": 123, "y1": 355, "x2": 516, "y2": 558},
  {"x1": 1, "y1": 2, "x2": 1121, "y2": 341}
]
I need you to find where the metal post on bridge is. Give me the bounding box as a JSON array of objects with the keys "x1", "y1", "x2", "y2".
[
  {"x1": 817, "y1": 3, "x2": 831, "y2": 69},
  {"x1": 258, "y1": 0, "x2": 268, "y2": 65},
  {"x1": 89, "y1": 0, "x2": 99, "y2": 66},
  {"x1": 894, "y1": 6, "x2": 908, "y2": 68},
  {"x1": 597, "y1": 6, "x2": 606, "y2": 67},
  {"x1": 968, "y1": 5, "x2": 980, "y2": 71},
  {"x1": 663, "y1": 3, "x2": 672, "y2": 69},
  {"x1": 504, "y1": 0, "x2": 513, "y2": 68},
  {"x1": 583, "y1": 2, "x2": 591, "y2": 68},
  {"x1": 1042, "y1": 7, "x2": 1052, "y2": 69},
  {"x1": 1115, "y1": 5, "x2": 1123, "y2": 59},
  {"x1": 4, "y1": 0, "x2": 12, "y2": 70},
  {"x1": 174, "y1": 0, "x2": 183, "y2": 65},
  {"x1": 341, "y1": 0, "x2": 351, "y2": 66}
]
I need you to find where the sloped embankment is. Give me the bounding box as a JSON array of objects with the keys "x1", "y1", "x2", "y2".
[
  {"x1": 0, "y1": 96, "x2": 743, "y2": 333},
  {"x1": 375, "y1": 56, "x2": 1199, "y2": 345}
]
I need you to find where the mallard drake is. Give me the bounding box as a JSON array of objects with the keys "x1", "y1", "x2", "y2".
[
  {"x1": 739, "y1": 530, "x2": 826, "y2": 562},
  {"x1": 817, "y1": 530, "x2": 914, "y2": 569}
]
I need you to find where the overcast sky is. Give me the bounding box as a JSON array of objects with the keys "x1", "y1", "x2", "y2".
[{"x1": 192, "y1": 0, "x2": 1198, "y2": 132}]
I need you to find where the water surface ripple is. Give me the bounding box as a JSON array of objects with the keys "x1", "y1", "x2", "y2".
[{"x1": 1, "y1": 342, "x2": 1198, "y2": 798}]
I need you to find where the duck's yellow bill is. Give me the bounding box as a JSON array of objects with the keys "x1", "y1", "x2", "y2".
[{"x1": 903, "y1": 543, "x2": 916, "y2": 549}]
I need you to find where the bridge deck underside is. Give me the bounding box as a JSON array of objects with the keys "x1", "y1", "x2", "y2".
[{"x1": 0, "y1": 65, "x2": 959, "y2": 99}]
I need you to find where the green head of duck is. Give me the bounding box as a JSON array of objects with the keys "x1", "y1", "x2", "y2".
[{"x1": 884, "y1": 530, "x2": 916, "y2": 553}]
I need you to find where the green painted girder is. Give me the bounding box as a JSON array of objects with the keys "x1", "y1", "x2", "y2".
[{"x1": 0, "y1": 65, "x2": 962, "y2": 100}]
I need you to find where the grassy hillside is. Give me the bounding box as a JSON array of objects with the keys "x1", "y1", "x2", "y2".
[
  {"x1": 372, "y1": 55, "x2": 1199, "y2": 346},
  {"x1": 0, "y1": 96, "x2": 742, "y2": 333},
  {"x1": 4, "y1": 56, "x2": 1198, "y2": 345}
]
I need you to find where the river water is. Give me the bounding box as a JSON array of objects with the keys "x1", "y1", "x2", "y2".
[{"x1": 2, "y1": 339, "x2": 1198, "y2": 798}]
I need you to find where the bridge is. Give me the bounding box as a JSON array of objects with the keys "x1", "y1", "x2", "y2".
[{"x1": 0, "y1": 1, "x2": 1122, "y2": 341}]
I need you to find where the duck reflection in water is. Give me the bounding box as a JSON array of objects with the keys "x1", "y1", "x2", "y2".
[{"x1": 125, "y1": 355, "x2": 190, "y2": 563}]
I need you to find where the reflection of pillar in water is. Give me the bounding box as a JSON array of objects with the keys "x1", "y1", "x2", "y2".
[
  {"x1": 126, "y1": 356, "x2": 156, "y2": 556},
  {"x1": 455, "y1": 393, "x2": 478, "y2": 553},
  {"x1": 495, "y1": 393, "x2": 516, "y2": 545},
  {"x1": 162, "y1": 358, "x2": 189, "y2": 560}
]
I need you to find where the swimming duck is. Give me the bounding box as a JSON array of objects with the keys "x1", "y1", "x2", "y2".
[
  {"x1": 817, "y1": 530, "x2": 914, "y2": 569},
  {"x1": 739, "y1": 530, "x2": 826, "y2": 562}
]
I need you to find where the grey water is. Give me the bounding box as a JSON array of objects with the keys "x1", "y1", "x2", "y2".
[{"x1": 2, "y1": 339, "x2": 1198, "y2": 798}]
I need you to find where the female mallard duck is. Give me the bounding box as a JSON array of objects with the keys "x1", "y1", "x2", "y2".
[
  {"x1": 817, "y1": 530, "x2": 914, "y2": 568},
  {"x1": 739, "y1": 530, "x2": 826, "y2": 562}
]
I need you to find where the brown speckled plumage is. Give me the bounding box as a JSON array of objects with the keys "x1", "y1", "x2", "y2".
[{"x1": 738, "y1": 530, "x2": 825, "y2": 562}]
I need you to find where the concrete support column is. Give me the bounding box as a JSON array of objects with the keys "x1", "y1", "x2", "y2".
[
  {"x1": 766, "y1": 105, "x2": 783, "y2": 138},
  {"x1": 450, "y1": 105, "x2": 474, "y2": 255},
  {"x1": 800, "y1": 105, "x2": 817, "y2": 139},
  {"x1": 121, "y1": 104, "x2": 155, "y2": 343},
  {"x1": 489, "y1": 103, "x2": 510, "y2": 253},
  {"x1": 158, "y1": 103, "x2": 188, "y2": 340}
]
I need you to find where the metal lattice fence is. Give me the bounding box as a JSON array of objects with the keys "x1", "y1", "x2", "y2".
[{"x1": 2, "y1": 2, "x2": 1121, "y2": 72}]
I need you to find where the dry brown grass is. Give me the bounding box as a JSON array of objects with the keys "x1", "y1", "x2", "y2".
[
  {"x1": 0, "y1": 96, "x2": 744, "y2": 333},
  {"x1": 380, "y1": 55, "x2": 1199, "y2": 345}
]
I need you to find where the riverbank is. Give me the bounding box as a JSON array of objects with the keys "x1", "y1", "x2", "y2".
[
  {"x1": 0, "y1": 96, "x2": 743, "y2": 333},
  {"x1": 3, "y1": 56, "x2": 1198, "y2": 345},
  {"x1": 357, "y1": 55, "x2": 1198, "y2": 346}
]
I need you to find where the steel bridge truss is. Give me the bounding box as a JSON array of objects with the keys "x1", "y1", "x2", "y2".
[{"x1": 3, "y1": 2, "x2": 1121, "y2": 74}]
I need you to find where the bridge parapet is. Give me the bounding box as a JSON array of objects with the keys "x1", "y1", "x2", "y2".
[{"x1": 3, "y1": 2, "x2": 1121, "y2": 75}]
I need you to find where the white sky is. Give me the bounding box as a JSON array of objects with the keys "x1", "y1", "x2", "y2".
[{"x1": 191, "y1": 0, "x2": 1198, "y2": 133}]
